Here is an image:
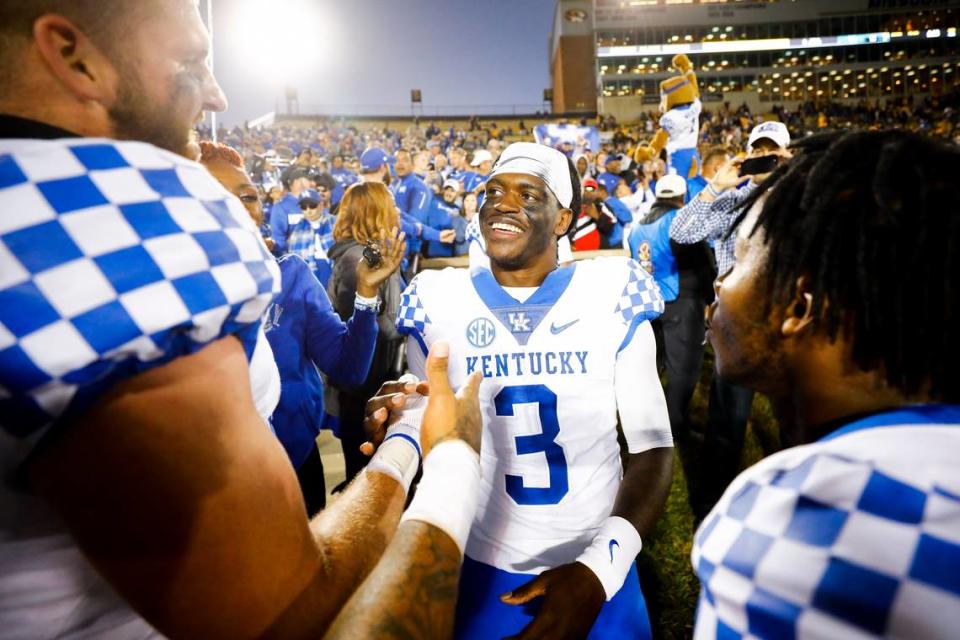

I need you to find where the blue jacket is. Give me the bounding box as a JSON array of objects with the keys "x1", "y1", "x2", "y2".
[
  {"x1": 265, "y1": 255, "x2": 378, "y2": 468},
  {"x1": 391, "y1": 173, "x2": 433, "y2": 223},
  {"x1": 629, "y1": 202, "x2": 716, "y2": 303},
  {"x1": 628, "y1": 208, "x2": 679, "y2": 301},
  {"x1": 687, "y1": 175, "x2": 708, "y2": 203},
  {"x1": 392, "y1": 173, "x2": 434, "y2": 255},
  {"x1": 424, "y1": 199, "x2": 460, "y2": 257},
  {"x1": 604, "y1": 196, "x2": 634, "y2": 248}
]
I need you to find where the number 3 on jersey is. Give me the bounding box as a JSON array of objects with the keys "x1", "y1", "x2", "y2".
[{"x1": 495, "y1": 385, "x2": 569, "y2": 505}]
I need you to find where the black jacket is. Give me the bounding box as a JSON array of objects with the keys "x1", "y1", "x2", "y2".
[{"x1": 327, "y1": 238, "x2": 403, "y2": 394}]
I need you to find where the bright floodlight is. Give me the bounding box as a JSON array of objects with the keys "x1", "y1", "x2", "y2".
[{"x1": 229, "y1": 0, "x2": 333, "y2": 87}]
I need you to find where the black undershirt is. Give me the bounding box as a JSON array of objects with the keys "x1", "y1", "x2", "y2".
[{"x1": 0, "y1": 114, "x2": 79, "y2": 140}]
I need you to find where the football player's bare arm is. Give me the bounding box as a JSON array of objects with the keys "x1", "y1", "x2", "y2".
[
  {"x1": 28, "y1": 336, "x2": 406, "y2": 639},
  {"x1": 327, "y1": 347, "x2": 484, "y2": 640},
  {"x1": 326, "y1": 521, "x2": 462, "y2": 640},
  {"x1": 502, "y1": 322, "x2": 672, "y2": 640}
]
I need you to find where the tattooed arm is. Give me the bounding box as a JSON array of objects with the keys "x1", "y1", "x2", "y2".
[
  {"x1": 325, "y1": 522, "x2": 462, "y2": 639},
  {"x1": 326, "y1": 342, "x2": 483, "y2": 640}
]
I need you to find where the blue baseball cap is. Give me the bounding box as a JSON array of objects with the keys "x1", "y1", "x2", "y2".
[
  {"x1": 360, "y1": 147, "x2": 389, "y2": 172},
  {"x1": 597, "y1": 173, "x2": 621, "y2": 193}
]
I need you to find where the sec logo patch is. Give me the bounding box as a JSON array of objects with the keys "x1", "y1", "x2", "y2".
[{"x1": 466, "y1": 317, "x2": 496, "y2": 348}]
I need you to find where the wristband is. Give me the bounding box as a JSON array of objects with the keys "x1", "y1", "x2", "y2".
[
  {"x1": 575, "y1": 516, "x2": 643, "y2": 601},
  {"x1": 400, "y1": 440, "x2": 481, "y2": 554},
  {"x1": 354, "y1": 293, "x2": 380, "y2": 312},
  {"x1": 365, "y1": 392, "x2": 426, "y2": 493},
  {"x1": 706, "y1": 183, "x2": 722, "y2": 198}
]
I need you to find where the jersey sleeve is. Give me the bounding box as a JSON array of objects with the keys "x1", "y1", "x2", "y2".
[
  {"x1": 0, "y1": 139, "x2": 280, "y2": 446},
  {"x1": 395, "y1": 273, "x2": 432, "y2": 358},
  {"x1": 615, "y1": 321, "x2": 672, "y2": 454},
  {"x1": 612, "y1": 259, "x2": 665, "y2": 352},
  {"x1": 692, "y1": 447, "x2": 960, "y2": 639}
]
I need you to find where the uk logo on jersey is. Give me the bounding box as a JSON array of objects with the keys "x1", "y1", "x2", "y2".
[
  {"x1": 467, "y1": 317, "x2": 497, "y2": 348},
  {"x1": 508, "y1": 312, "x2": 531, "y2": 333}
]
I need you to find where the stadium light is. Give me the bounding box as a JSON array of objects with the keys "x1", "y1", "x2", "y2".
[{"x1": 227, "y1": 0, "x2": 335, "y2": 88}]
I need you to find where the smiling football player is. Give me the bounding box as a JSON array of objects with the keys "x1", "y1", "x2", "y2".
[{"x1": 397, "y1": 142, "x2": 674, "y2": 639}]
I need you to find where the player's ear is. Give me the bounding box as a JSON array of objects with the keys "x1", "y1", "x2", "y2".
[
  {"x1": 781, "y1": 277, "x2": 815, "y2": 337},
  {"x1": 32, "y1": 14, "x2": 118, "y2": 104},
  {"x1": 555, "y1": 208, "x2": 573, "y2": 236}
]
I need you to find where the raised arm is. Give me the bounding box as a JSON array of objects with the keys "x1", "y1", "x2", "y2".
[{"x1": 669, "y1": 157, "x2": 752, "y2": 244}]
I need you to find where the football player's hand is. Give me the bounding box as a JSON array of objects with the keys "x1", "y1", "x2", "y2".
[
  {"x1": 359, "y1": 377, "x2": 429, "y2": 456},
  {"x1": 500, "y1": 562, "x2": 605, "y2": 640},
  {"x1": 420, "y1": 341, "x2": 483, "y2": 457},
  {"x1": 356, "y1": 227, "x2": 406, "y2": 298}
]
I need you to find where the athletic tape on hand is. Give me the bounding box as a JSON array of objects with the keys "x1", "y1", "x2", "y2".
[
  {"x1": 401, "y1": 440, "x2": 481, "y2": 554},
  {"x1": 365, "y1": 388, "x2": 426, "y2": 493}
]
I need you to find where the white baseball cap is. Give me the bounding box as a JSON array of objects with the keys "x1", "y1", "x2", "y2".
[
  {"x1": 655, "y1": 174, "x2": 687, "y2": 199},
  {"x1": 471, "y1": 149, "x2": 494, "y2": 166},
  {"x1": 747, "y1": 121, "x2": 791, "y2": 151}
]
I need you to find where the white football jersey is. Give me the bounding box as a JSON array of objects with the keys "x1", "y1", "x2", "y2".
[
  {"x1": 398, "y1": 258, "x2": 664, "y2": 573},
  {"x1": 660, "y1": 98, "x2": 702, "y2": 154}
]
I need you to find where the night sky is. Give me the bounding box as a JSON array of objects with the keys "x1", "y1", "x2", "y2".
[{"x1": 209, "y1": 0, "x2": 557, "y2": 126}]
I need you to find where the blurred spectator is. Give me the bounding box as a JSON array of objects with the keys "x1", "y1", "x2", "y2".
[
  {"x1": 572, "y1": 178, "x2": 617, "y2": 251},
  {"x1": 573, "y1": 152, "x2": 595, "y2": 184},
  {"x1": 628, "y1": 175, "x2": 716, "y2": 445},
  {"x1": 270, "y1": 166, "x2": 311, "y2": 253},
  {"x1": 426, "y1": 178, "x2": 465, "y2": 258},
  {"x1": 465, "y1": 149, "x2": 493, "y2": 193},
  {"x1": 687, "y1": 146, "x2": 730, "y2": 203},
  {"x1": 327, "y1": 183, "x2": 408, "y2": 486},
  {"x1": 288, "y1": 190, "x2": 336, "y2": 288}
]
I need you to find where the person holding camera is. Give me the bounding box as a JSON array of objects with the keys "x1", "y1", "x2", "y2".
[
  {"x1": 328, "y1": 182, "x2": 410, "y2": 486},
  {"x1": 669, "y1": 121, "x2": 793, "y2": 520}
]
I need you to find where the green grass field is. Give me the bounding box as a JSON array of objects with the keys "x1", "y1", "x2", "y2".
[{"x1": 635, "y1": 348, "x2": 781, "y2": 639}]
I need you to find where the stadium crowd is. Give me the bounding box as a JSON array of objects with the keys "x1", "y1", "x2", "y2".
[{"x1": 1, "y1": 1, "x2": 959, "y2": 640}]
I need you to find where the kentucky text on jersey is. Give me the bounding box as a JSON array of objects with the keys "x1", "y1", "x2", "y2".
[{"x1": 465, "y1": 351, "x2": 589, "y2": 378}]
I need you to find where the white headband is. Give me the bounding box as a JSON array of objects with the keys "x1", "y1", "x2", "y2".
[{"x1": 488, "y1": 142, "x2": 574, "y2": 209}]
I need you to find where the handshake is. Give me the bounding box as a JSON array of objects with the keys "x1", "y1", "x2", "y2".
[{"x1": 361, "y1": 341, "x2": 483, "y2": 480}]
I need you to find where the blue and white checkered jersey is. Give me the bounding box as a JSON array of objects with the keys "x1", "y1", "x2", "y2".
[
  {"x1": 397, "y1": 258, "x2": 668, "y2": 574},
  {"x1": 0, "y1": 137, "x2": 281, "y2": 463},
  {"x1": 692, "y1": 405, "x2": 960, "y2": 640}
]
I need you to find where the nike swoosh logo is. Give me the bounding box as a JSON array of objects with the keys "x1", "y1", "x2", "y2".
[
  {"x1": 550, "y1": 319, "x2": 580, "y2": 334},
  {"x1": 609, "y1": 539, "x2": 619, "y2": 562}
]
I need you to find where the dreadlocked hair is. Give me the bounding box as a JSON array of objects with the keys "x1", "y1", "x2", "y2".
[{"x1": 731, "y1": 129, "x2": 959, "y2": 402}]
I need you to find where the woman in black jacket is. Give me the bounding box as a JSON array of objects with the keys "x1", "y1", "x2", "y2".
[{"x1": 327, "y1": 182, "x2": 407, "y2": 484}]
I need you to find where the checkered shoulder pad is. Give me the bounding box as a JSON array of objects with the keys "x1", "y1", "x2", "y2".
[
  {"x1": 613, "y1": 259, "x2": 664, "y2": 325},
  {"x1": 0, "y1": 138, "x2": 280, "y2": 440},
  {"x1": 396, "y1": 275, "x2": 431, "y2": 337},
  {"x1": 692, "y1": 449, "x2": 960, "y2": 639}
]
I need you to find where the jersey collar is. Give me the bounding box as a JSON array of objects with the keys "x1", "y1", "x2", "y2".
[
  {"x1": 470, "y1": 264, "x2": 577, "y2": 346},
  {"x1": 819, "y1": 404, "x2": 960, "y2": 442},
  {"x1": 470, "y1": 263, "x2": 576, "y2": 308}
]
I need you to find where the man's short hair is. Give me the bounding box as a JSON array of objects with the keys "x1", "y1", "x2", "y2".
[
  {"x1": 702, "y1": 146, "x2": 729, "y2": 167},
  {"x1": 0, "y1": 1, "x2": 160, "y2": 89}
]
